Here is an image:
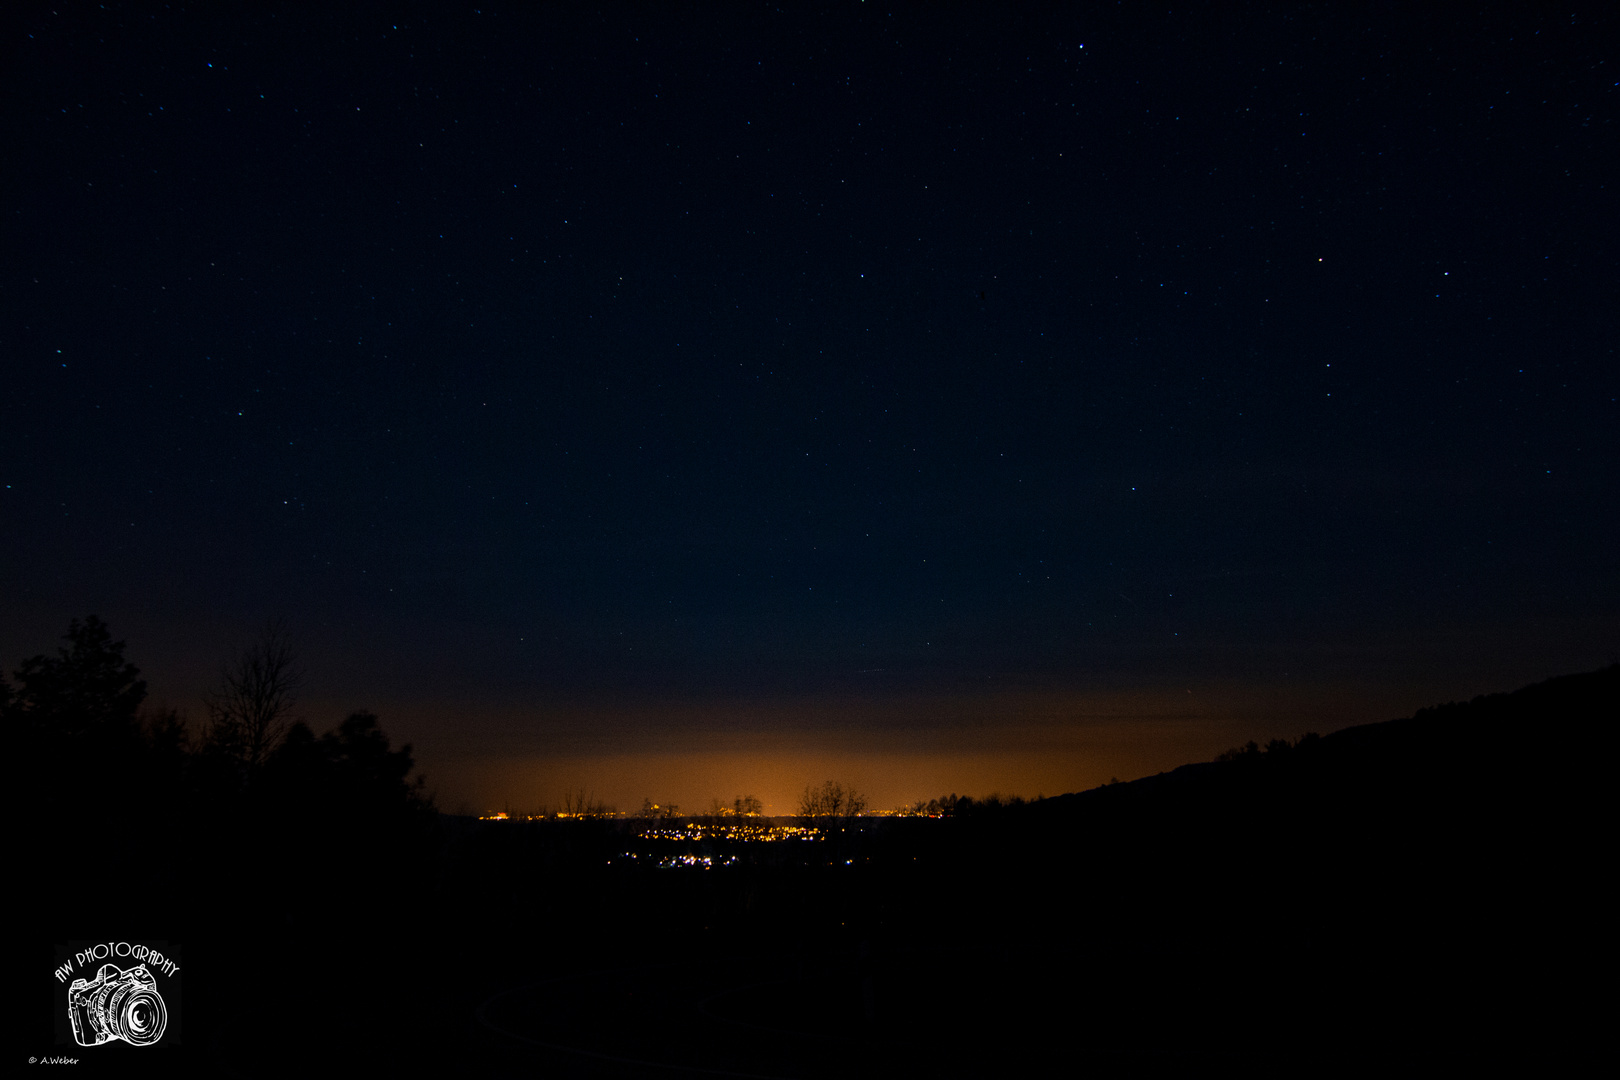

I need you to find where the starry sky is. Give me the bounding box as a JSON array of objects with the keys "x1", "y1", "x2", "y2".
[{"x1": 4, "y1": 3, "x2": 1616, "y2": 813}]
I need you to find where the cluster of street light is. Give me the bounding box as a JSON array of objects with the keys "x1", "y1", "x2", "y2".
[
  {"x1": 657, "y1": 853, "x2": 740, "y2": 869},
  {"x1": 634, "y1": 823, "x2": 822, "y2": 843}
]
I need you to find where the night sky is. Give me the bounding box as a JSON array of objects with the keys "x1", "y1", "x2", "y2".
[{"x1": 4, "y1": 3, "x2": 1615, "y2": 814}]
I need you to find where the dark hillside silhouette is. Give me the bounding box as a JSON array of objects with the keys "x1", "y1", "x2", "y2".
[
  {"x1": 1025, "y1": 662, "x2": 1615, "y2": 846},
  {"x1": 925, "y1": 664, "x2": 1618, "y2": 1064}
]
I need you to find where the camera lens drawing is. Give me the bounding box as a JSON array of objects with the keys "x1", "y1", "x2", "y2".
[{"x1": 67, "y1": 963, "x2": 168, "y2": 1047}]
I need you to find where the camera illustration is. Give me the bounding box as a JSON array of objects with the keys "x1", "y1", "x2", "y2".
[{"x1": 67, "y1": 963, "x2": 168, "y2": 1047}]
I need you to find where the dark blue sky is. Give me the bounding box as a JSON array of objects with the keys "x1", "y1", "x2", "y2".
[{"x1": 3, "y1": 3, "x2": 1615, "y2": 808}]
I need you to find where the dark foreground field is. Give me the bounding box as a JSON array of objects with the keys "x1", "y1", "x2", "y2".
[{"x1": 23, "y1": 664, "x2": 1610, "y2": 1076}]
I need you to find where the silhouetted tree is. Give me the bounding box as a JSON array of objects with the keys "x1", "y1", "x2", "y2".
[
  {"x1": 707, "y1": 794, "x2": 764, "y2": 820},
  {"x1": 798, "y1": 779, "x2": 867, "y2": 824},
  {"x1": 641, "y1": 798, "x2": 681, "y2": 819},
  {"x1": 1216, "y1": 740, "x2": 1262, "y2": 762},
  {"x1": 7, "y1": 615, "x2": 147, "y2": 747},
  {"x1": 320, "y1": 710, "x2": 429, "y2": 816},
  {"x1": 254, "y1": 708, "x2": 433, "y2": 884},
  {"x1": 137, "y1": 705, "x2": 193, "y2": 817},
  {"x1": 7, "y1": 617, "x2": 154, "y2": 860},
  {"x1": 562, "y1": 789, "x2": 612, "y2": 817},
  {"x1": 1215, "y1": 734, "x2": 1320, "y2": 763},
  {"x1": 204, "y1": 620, "x2": 304, "y2": 777},
  {"x1": 259, "y1": 720, "x2": 326, "y2": 807}
]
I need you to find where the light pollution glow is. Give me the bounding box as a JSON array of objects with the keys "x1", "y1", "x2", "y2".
[{"x1": 352, "y1": 683, "x2": 1401, "y2": 816}]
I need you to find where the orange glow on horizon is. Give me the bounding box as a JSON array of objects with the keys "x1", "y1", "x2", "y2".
[{"x1": 354, "y1": 682, "x2": 1392, "y2": 817}]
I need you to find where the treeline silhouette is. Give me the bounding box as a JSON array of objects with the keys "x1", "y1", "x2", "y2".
[
  {"x1": 8, "y1": 618, "x2": 431, "y2": 864},
  {"x1": 892, "y1": 791, "x2": 1041, "y2": 817},
  {"x1": 15, "y1": 616, "x2": 1609, "y2": 1072},
  {"x1": 12, "y1": 618, "x2": 435, "y2": 1073}
]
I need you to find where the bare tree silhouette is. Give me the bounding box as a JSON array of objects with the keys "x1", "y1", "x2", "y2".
[
  {"x1": 639, "y1": 797, "x2": 683, "y2": 820},
  {"x1": 706, "y1": 794, "x2": 764, "y2": 820},
  {"x1": 562, "y1": 789, "x2": 613, "y2": 817},
  {"x1": 205, "y1": 620, "x2": 304, "y2": 775},
  {"x1": 798, "y1": 780, "x2": 868, "y2": 824}
]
